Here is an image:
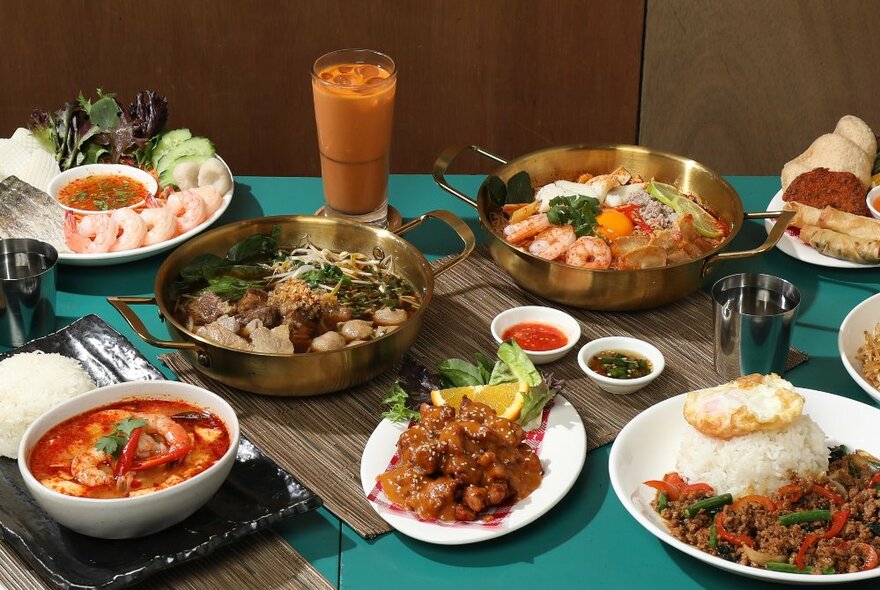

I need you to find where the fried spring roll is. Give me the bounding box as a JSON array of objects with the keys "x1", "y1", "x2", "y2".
[
  {"x1": 783, "y1": 202, "x2": 821, "y2": 228},
  {"x1": 799, "y1": 225, "x2": 880, "y2": 264},
  {"x1": 818, "y1": 206, "x2": 880, "y2": 240}
]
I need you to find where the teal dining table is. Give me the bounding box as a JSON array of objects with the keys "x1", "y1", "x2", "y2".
[{"x1": 6, "y1": 174, "x2": 880, "y2": 590}]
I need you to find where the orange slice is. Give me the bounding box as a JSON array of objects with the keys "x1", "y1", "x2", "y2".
[{"x1": 430, "y1": 382, "x2": 528, "y2": 420}]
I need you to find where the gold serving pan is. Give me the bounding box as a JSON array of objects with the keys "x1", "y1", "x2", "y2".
[
  {"x1": 433, "y1": 144, "x2": 793, "y2": 311},
  {"x1": 109, "y1": 211, "x2": 475, "y2": 396}
]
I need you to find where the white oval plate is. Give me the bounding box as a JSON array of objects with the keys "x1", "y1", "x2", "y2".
[
  {"x1": 764, "y1": 190, "x2": 880, "y2": 269},
  {"x1": 57, "y1": 157, "x2": 234, "y2": 266},
  {"x1": 609, "y1": 387, "x2": 880, "y2": 584},
  {"x1": 839, "y1": 292, "x2": 880, "y2": 405},
  {"x1": 361, "y1": 394, "x2": 586, "y2": 544}
]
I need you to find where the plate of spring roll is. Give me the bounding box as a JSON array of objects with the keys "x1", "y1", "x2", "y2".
[{"x1": 765, "y1": 191, "x2": 880, "y2": 268}]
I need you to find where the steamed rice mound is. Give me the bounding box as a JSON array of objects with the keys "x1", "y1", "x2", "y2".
[
  {"x1": 0, "y1": 351, "x2": 96, "y2": 459},
  {"x1": 676, "y1": 414, "x2": 828, "y2": 498}
]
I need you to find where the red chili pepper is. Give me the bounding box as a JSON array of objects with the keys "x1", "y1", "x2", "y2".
[
  {"x1": 778, "y1": 483, "x2": 803, "y2": 504},
  {"x1": 131, "y1": 444, "x2": 193, "y2": 471},
  {"x1": 663, "y1": 472, "x2": 687, "y2": 490},
  {"x1": 644, "y1": 480, "x2": 681, "y2": 501},
  {"x1": 852, "y1": 542, "x2": 879, "y2": 571},
  {"x1": 614, "y1": 206, "x2": 652, "y2": 232},
  {"x1": 682, "y1": 482, "x2": 715, "y2": 496},
  {"x1": 796, "y1": 533, "x2": 822, "y2": 570},
  {"x1": 869, "y1": 472, "x2": 880, "y2": 489},
  {"x1": 731, "y1": 495, "x2": 777, "y2": 512},
  {"x1": 114, "y1": 427, "x2": 142, "y2": 477},
  {"x1": 714, "y1": 512, "x2": 755, "y2": 548},
  {"x1": 811, "y1": 484, "x2": 845, "y2": 506},
  {"x1": 824, "y1": 510, "x2": 849, "y2": 539}
]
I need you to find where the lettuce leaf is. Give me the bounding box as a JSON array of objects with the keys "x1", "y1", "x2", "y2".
[
  {"x1": 496, "y1": 340, "x2": 542, "y2": 386},
  {"x1": 437, "y1": 358, "x2": 484, "y2": 387}
]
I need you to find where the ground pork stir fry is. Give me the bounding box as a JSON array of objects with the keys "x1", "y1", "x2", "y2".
[
  {"x1": 648, "y1": 449, "x2": 880, "y2": 575},
  {"x1": 173, "y1": 233, "x2": 420, "y2": 353}
]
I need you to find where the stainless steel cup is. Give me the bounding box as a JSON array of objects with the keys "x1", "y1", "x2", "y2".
[
  {"x1": 712, "y1": 273, "x2": 800, "y2": 380},
  {"x1": 0, "y1": 239, "x2": 58, "y2": 347}
]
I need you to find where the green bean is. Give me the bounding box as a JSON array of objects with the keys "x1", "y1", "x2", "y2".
[
  {"x1": 764, "y1": 562, "x2": 835, "y2": 575},
  {"x1": 656, "y1": 492, "x2": 668, "y2": 513},
  {"x1": 684, "y1": 493, "x2": 733, "y2": 518},
  {"x1": 707, "y1": 522, "x2": 717, "y2": 548},
  {"x1": 778, "y1": 509, "x2": 832, "y2": 526}
]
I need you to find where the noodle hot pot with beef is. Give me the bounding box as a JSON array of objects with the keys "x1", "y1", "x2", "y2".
[
  {"x1": 433, "y1": 144, "x2": 795, "y2": 310},
  {"x1": 109, "y1": 212, "x2": 474, "y2": 396}
]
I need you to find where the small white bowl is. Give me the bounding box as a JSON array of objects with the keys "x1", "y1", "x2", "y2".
[
  {"x1": 577, "y1": 336, "x2": 665, "y2": 395},
  {"x1": 867, "y1": 186, "x2": 880, "y2": 220},
  {"x1": 47, "y1": 163, "x2": 158, "y2": 214},
  {"x1": 490, "y1": 305, "x2": 581, "y2": 365},
  {"x1": 18, "y1": 380, "x2": 239, "y2": 539},
  {"x1": 839, "y1": 292, "x2": 880, "y2": 405}
]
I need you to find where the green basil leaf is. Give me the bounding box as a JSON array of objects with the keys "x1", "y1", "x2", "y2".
[
  {"x1": 506, "y1": 171, "x2": 533, "y2": 203},
  {"x1": 486, "y1": 176, "x2": 507, "y2": 206},
  {"x1": 226, "y1": 225, "x2": 281, "y2": 263}
]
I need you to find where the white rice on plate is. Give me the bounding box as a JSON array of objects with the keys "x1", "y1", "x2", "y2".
[
  {"x1": 0, "y1": 351, "x2": 96, "y2": 459},
  {"x1": 676, "y1": 414, "x2": 828, "y2": 497}
]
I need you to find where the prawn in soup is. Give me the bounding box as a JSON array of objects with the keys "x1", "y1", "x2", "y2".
[{"x1": 28, "y1": 398, "x2": 230, "y2": 499}]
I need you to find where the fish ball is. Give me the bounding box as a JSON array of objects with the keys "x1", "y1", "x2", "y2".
[
  {"x1": 310, "y1": 331, "x2": 346, "y2": 352},
  {"x1": 340, "y1": 319, "x2": 373, "y2": 341},
  {"x1": 373, "y1": 307, "x2": 407, "y2": 326}
]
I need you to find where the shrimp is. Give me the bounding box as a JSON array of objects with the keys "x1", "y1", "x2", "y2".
[
  {"x1": 137, "y1": 413, "x2": 191, "y2": 453},
  {"x1": 503, "y1": 213, "x2": 551, "y2": 244},
  {"x1": 109, "y1": 208, "x2": 147, "y2": 252},
  {"x1": 70, "y1": 448, "x2": 114, "y2": 487},
  {"x1": 166, "y1": 190, "x2": 207, "y2": 234},
  {"x1": 528, "y1": 225, "x2": 576, "y2": 260},
  {"x1": 565, "y1": 236, "x2": 612, "y2": 269},
  {"x1": 191, "y1": 185, "x2": 224, "y2": 216},
  {"x1": 140, "y1": 196, "x2": 177, "y2": 245},
  {"x1": 64, "y1": 211, "x2": 119, "y2": 254}
]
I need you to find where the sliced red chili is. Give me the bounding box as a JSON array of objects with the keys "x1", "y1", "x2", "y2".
[
  {"x1": 714, "y1": 511, "x2": 755, "y2": 548},
  {"x1": 796, "y1": 533, "x2": 822, "y2": 570},
  {"x1": 852, "y1": 542, "x2": 879, "y2": 571},
  {"x1": 663, "y1": 472, "x2": 687, "y2": 491},
  {"x1": 869, "y1": 472, "x2": 880, "y2": 489},
  {"x1": 114, "y1": 427, "x2": 142, "y2": 478},
  {"x1": 644, "y1": 480, "x2": 681, "y2": 501},
  {"x1": 824, "y1": 510, "x2": 850, "y2": 539},
  {"x1": 811, "y1": 484, "x2": 845, "y2": 506},
  {"x1": 682, "y1": 482, "x2": 715, "y2": 496},
  {"x1": 731, "y1": 495, "x2": 776, "y2": 512},
  {"x1": 131, "y1": 444, "x2": 192, "y2": 471},
  {"x1": 778, "y1": 483, "x2": 803, "y2": 504}
]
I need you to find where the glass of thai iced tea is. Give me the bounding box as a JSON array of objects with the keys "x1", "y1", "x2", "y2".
[{"x1": 312, "y1": 49, "x2": 396, "y2": 227}]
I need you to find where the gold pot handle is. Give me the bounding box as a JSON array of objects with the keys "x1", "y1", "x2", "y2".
[
  {"x1": 107, "y1": 296, "x2": 199, "y2": 351},
  {"x1": 701, "y1": 209, "x2": 795, "y2": 277},
  {"x1": 395, "y1": 209, "x2": 476, "y2": 277},
  {"x1": 432, "y1": 145, "x2": 508, "y2": 209}
]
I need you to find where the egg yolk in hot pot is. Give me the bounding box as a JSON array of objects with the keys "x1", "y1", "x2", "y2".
[{"x1": 596, "y1": 209, "x2": 634, "y2": 239}]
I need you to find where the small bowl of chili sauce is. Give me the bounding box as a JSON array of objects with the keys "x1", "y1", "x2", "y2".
[
  {"x1": 48, "y1": 163, "x2": 158, "y2": 215},
  {"x1": 867, "y1": 185, "x2": 880, "y2": 220},
  {"x1": 577, "y1": 336, "x2": 665, "y2": 395},
  {"x1": 490, "y1": 306, "x2": 581, "y2": 364}
]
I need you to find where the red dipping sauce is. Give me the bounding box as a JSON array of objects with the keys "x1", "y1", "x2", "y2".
[{"x1": 502, "y1": 322, "x2": 568, "y2": 351}]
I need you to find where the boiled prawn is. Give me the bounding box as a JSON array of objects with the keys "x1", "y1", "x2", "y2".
[
  {"x1": 565, "y1": 236, "x2": 612, "y2": 269},
  {"x1": 64, "y1": 211, "x2": 119, "y2": 254}
]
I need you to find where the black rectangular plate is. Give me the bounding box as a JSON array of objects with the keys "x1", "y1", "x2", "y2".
[{"x1": 0, "y1": 314, "x2": 323, "y2": 589}]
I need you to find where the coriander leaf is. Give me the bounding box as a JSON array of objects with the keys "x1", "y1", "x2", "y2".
[
  {"x1": 506, "y1": 171, "x2": 533, "y2": 203},
  {"x1": 381, "y1": 382, "x2": 421, "y2": 422},
  {"x1": 437, "y1": 358, "x2": 484, "y2": 387},
  {"x1": 115, "y1": 417, "x2": 147, "y2": 436},
  {"x1": 95, "y1": 433, "x2": 125, "y2": 456},
  {"x1": 547, "y1": 195, "x2": 601, "y2": 237},
  {"x1": 486, "y1": 176, "x2": 507, "y2": 206}
]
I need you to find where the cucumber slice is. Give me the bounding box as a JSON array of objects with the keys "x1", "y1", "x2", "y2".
[{"x1": 151, "y1": 128, "x2": 192, "y2": 169}]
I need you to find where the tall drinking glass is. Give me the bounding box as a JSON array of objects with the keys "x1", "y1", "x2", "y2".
[{"x1": 312, "y1": 49, "x2": 396, "y2": 227}]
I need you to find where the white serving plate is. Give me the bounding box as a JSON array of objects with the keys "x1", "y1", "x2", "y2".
[
  {"x1": 839, "y1": 292, "x2": 880, "y2": 405},
  {"x1": 361, "y1": 394, "x2": 586, "y2": 544},
  {"x1": 57, "y1": 157, "x2": 234, "y2": 266},
  {"x1": 764, "y1": 190, "x2": 880, "y2": 269},
  {"x1": 609, "y1": 387, "x2": 880, "y2": 584}
]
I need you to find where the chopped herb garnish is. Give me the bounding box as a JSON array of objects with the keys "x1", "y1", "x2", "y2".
[{"x1": 95, "y1": 417, "x2": 148, "y2": 457}]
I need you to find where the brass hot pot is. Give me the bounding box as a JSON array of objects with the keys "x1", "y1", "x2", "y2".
[
  {"x1": 433, "y1": 144, "x2": 793, "y2": 311},
  {"x1": 109, "y1": 211, "x2": 474, "y2": 396}
]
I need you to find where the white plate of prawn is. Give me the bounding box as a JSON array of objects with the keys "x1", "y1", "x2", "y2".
[{"x1": 58, "y1": 157, "x2": 234, "y2": 266}]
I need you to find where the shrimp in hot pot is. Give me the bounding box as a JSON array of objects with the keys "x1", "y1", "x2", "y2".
[
  {"x1": 503, "y1": 213, "x2": 550, "y2": 244},
  {"x1": 528, "y1": 225, "x2": 576, "y2": 260},
  {"x1": 565, "y1": 236, "x2": 612, "y2": 269}
]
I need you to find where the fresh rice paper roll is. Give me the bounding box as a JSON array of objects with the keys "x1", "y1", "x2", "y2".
[
  {"x1": 799, "y1": 225, "x2": 880, "y2": 264},
  {"x1": 818, "y1": 206, "x2": 880, "y2": 240}
]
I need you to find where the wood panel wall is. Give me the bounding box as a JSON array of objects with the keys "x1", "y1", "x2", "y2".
[
  {"x1": 640, "y1": 0, "x2": 880, "y2": 175},
  {"x1": 0, "y1": 0, "x2": 645, "y2": 176}
]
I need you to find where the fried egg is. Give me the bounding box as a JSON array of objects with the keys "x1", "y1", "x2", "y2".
[
  {"x1": 683, "y1": 373, "x2": 804, "y2": 439},
  {"x1": 596, "y1": 209, "x2": 634, "y2": 239}
]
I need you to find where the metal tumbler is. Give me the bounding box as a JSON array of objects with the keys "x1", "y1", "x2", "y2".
[
  {"x1": 0, "y1": 239, "x2": 58, "y2": 348},
  {"x1": 712, "y1": 273, "x2": 800, "y2": 380}
]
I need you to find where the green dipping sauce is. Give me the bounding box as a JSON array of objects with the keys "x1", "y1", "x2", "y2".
[{"x1": 588, "y1": 350, "x2": 652, "y2": 379}]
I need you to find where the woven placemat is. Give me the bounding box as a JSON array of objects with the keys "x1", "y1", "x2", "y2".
[
  {"x1": 162, "y1": 246, "x2": 807, "y2": 539},
  {"x1": 0, "y1": 530, "x2": 333, "y2": 590}
]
